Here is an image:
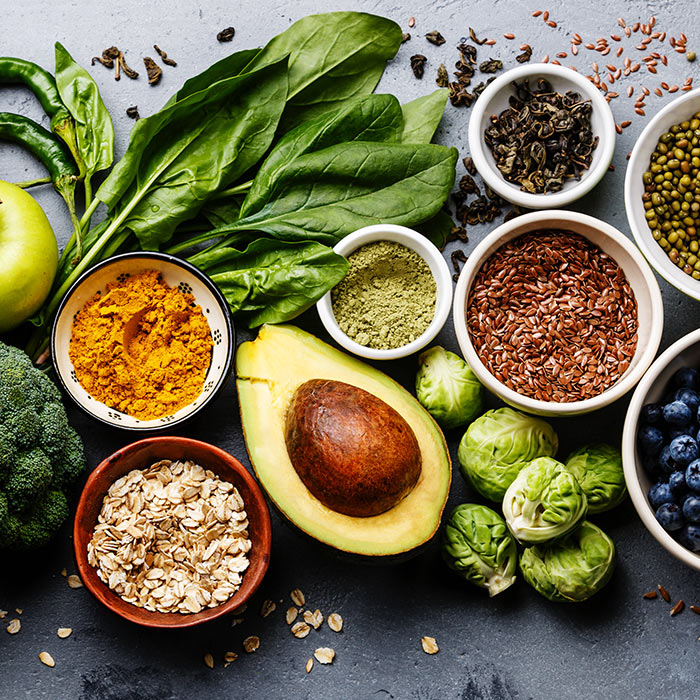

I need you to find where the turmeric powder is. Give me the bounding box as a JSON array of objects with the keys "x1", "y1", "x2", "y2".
[{"x1": 69, "y1": 269, "x2": 213, "y2": 420}]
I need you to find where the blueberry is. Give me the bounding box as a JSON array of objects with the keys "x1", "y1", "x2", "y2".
[
  {"x1": 649, "y1": 481, "x2": 675, "y2": 508},
  {"x1": 657, "y1": 445, "x2": 677, "y2": 474},
  {"x1": 682, "y1": 494, "x2": 700, "y2": 522},
  {"x1": 641, "y1": 403, "x2": 663, "y2": 425},
  {"x1": 687, "y1": 460, "x2": 700, "y2": 492},
  {"x1": 656, "y1": 502, "x2": 685, "y2": 531},
  {"x1": 670, "y1": 435, "x2": 699, "y2": 466},
  {"x1": 638, "y1": 425, "x2": 665, "y2": 455},
  {"x1": 642, "y1": 453, "x2": 661, "y2": 478},
  {"x1": 669, "y1": 428, "x2": 691, "y2": 441},
  {"x1": 663, "y1": 400, "x2": 692, "y2": 426},
  {"x1": 669, "y1": 470, "x2": 688, "y2": 496},
  {"x1": 679, "y1": 523, "x2": 700, "y2": 552},
  {"x1": 673, "y1": 367, "x2": 699, "y2": 389},
  {"x1": 676, "y1": 388, "x2": 700, "y2": 415}
]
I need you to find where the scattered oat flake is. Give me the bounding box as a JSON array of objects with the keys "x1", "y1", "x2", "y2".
[
  {"x1": 0, "y1": 610, "x2": 6, "y2": 619},
  {"x1": 57, "y1": 628, "x2": 72, "y2": 639},
  {"x1": 39, "y1": 652, "x2": 55, "y2": 668},
  {"x1": 204, "y1": 653, "x2": 215, "y2": 669},
  {"x1": 314, "y1": 647, "x2": 335, "y2": 665},
  {"x1": 243, "y1": 636, "x2": 260, "y2": 653},
  {"x1": 421, "y1": 636, "x2": 439, "y2": 655},
  {"x1": 6, "y1": 619, "x2": 20, "y2": 634},
  {"x1": 327, "y1": 613, "x2": 343, "y2": 633},
  {"x1": 306, "y1": 657, "x2": 314, "y2": 673},
  {"x1": 15, "y1": 608, "x2": 22, "y2": 614},
  {"x1": 223, "y1": 651, "x2": 238, "y2": 666},
  {"x1": 286, "y1": 607, "x2": 298, "y2": 625},
  {"x1": 231, "y1": 617, "x2": 245, "y2": 627},
  {"x1": 303, "y1": 609, "x2": 323, "y2": 629},
  {"x1": 291, "y1": 621, "x2": 311, "y2": 639},
  {"x1": 260, "y1": 600, "x2": 276, "y2": 618},
  {"x1": 67, "y1": 575, "x2": 83, "y2": 589},
  {"x1": 60, "y1": 568, "x2": 67, "y2": 577},
  {"x1": 290, "y1": 588, "x2": 305, "y2": 607}
]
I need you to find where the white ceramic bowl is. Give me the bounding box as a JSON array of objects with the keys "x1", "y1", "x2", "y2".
[
  {"x1": 51, "y1": 252, "x2": 234, "y2": 430},
  {"x1": 453, "y1": 210, "x2": 664, "y2": 417},
  {"x1": 622, "y1": 329, "x2": 700, "y2": 572},
  {"x1": 625, "y1": 88, "x2": 700, "y2": 300},
  {"x1": 468, "y1": 63, "x2": 616, "y2": 209},
  {"x1": 316, "y1": 224, "x2": 453, "y2": 360}
]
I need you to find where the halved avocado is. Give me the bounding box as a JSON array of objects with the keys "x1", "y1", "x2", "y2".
[{"x1": 236, "y1": 324, "x2": 451, "y2": 558}]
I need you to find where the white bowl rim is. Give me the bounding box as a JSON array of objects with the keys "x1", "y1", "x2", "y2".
[
  {"x1": 468, "y1": 63, "x2": 616, "y2": 209},
  {"x1": 453, "y1": 209, "x2": 664, "y2": 414},
  {"x1": 622, "y1": 327, "x2": 700, "y2": 571},
  {"x1": 316, "y1": 224, "x2": 453, "y2": 360},
  {"x1": 624, "y1": 87, "x2": 700, "y2": 301}
]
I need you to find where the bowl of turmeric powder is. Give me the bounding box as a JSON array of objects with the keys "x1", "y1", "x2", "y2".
[{"x1": 51, "y1": 252, "x2": 234, "y2": 430}]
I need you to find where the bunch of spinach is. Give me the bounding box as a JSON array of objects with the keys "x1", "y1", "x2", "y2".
[{"x1": 27, "y1": 11, "x2": 457, "y2": 358}]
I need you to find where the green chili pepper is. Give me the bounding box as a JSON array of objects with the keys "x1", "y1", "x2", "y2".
[
  {"x1": 0, "y1": 112, "x2": 82, "y2": 258},
  {"x1": 0, "y1": 56, "x2": 84, "y2": 177}
]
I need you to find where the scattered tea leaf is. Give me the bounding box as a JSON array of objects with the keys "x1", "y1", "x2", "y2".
[
  {"x1": 126, "y1": 106, "x2": 140, "y2": 120},
  {"x1": 425, "y1": 30, "x2": 446, "y2": 46},
  {"x1": 479, "y1": 58, "x2": 502, "y2": 73},
  {"x1": 436, "y1": 63, "x2": 448, "y2": 87},
  {"x1": 217, "y1": 26, "x2": 236, "y2": 42},
  {"x1": 410, "y1": 54, "x2": 427, "y2": 79},
  {"x1": 154, "y1": 45, "x2": 177, "y2": 67},
  {"x1": 143, "y1": 57, "x2": 162, "y2": 85},
  {"x1": 402, "y1": 32, "x2": 411, "y2": 43},
  {"x1": 516, "y1": 45, "x2": 533, "y2": 63},
  {"x1": 469, "y1": 27, "x2": 486, "y2": 45}
]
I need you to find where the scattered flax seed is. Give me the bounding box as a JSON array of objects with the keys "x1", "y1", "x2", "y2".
[
  {"x1": 654, "y1": 87, "x2": 663, "y2": 96},
  {"x1": 291, "y1": 621, "x2": 311, "y2": 639},
  {"x1": 547, "y1": 21, "x2": 557, "y2": 28},
  {"x1": 314, "y1": 647, "x2": 335, "y2": 664},
  {"x1": 635, "y1": 108, "x2": 646, "y2": 116},
  {"x1": 306, "y1": 657, "x2": 314, "y2": 673},
  {"x1": 67, "y1": 575, "x2": 83, "y2": 589},
  {"x1": 223, "y1": 651, "x2": 238, "y2": 667},
  {"x1": 408, "y1": 16, "x2": 415, "y2": 28},
  {"x1": 615, "y1": 123, "x2": 622, "y2": 135},
  {"x1": 690, "y1": 605, "x2": 700, "y2": 615},
  {"x1": 658, "y1": 585, "x2": 671, "y2": 602},
  {"x1": 286, "y1": 607, "x2": 299, "y2": 625},
  {"x1": 504, "y1": 33, "x2": 515, "y2": 40},
  {"x1": 671, "y1": 600, "x2": 685, "y2": 616},
  {"x1": 542, "y1": 11, "x2": 549, "y2": 21},
  {"x1": 204, "y1": 652, "x2": 214, "y2": 669},
  {"x1": 39, "y1": 652, "x2": 55, "y2": 668},
  {"x1": 6, "y1": 619, "x2": 20, "y2": 634},
  {"x1": 642, "y1": 591, "x2": 658, "y2": 599},
  {"x1": 243, "y1": 636, "x2": 260, "y2": 653},
  {"x1": 260, "y1": 600, "x2": 276, "y2": 618},
  {"x1": 532, "y1": 10, "x2": 542, "y2": 17},
  {"x1": 621, "y1": 120, "x2": 632, "y2": 128},
  {"x1": 57, "y1": 628, "x2": 72, "y2": 639},
  {"x1": 421, "y1": 636, "x2": 439, "y2": 655},
  {"x1": 327, "y1": 613, "x2": 343, "y2": 633},
  {"x1": 627, "y1": 85, "x2": 634, "y2": 97},
  {"x1": 290, "y1": 589, "x2": 305, "y2": 607}
]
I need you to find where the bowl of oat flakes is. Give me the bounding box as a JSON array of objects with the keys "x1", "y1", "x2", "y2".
[{"x1": 74, "y1": 437, "x2": 271, "y2": 628}]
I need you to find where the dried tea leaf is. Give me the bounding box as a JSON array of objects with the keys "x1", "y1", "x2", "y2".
[
  {"x1": 67, "y1": 575, "x2": 83, "y2": 589},
  {"x1": 204, "y1": 652, "x2": 214, "y2": 669},
  {"x1": 39, "y1": 652, "x2": 55, "y2": 668},
  {"x1": 327, "y1": 613, "x2": 343, "y2": 633},
  {"x1": 410, "y1": 54, "x2": 427, "y2": 79},
  {"x1": 306, "y1": 657, "x2": 314, "y2": 673},
  {"x1": 260, "y1": 600, "x2": 276, "y2": 618},
  {"x1": 57, "y1": 628, "x2": 72, "y2": 639},
  {"x1": 286, "y1": 607, "x2": 298, "y2": 625},
  {"x1": 291, "y1": 621, "x2": 311, "y2": 639},
  {"x1": 463, "y1": 156, "x2": 477, "y2": 175},
  {"x1": 6, "y1": 619, "x2": 20, "y2": 634},
  {"x1": 243, "y1": 635, "x2": 260, "y2": 653},
  {"x1": 425, "y1": 30, "x2": 446, "y2": 46},
  {"x1": 143, "y1": 57, "x2": 162, "y2": 85},
  {"x1": 154, "y1": 45, "x2": 177, "y2": 67},
  {"x1": 479, "y1": 58, "x2": 503, "y2": 73},
  {"x1": 516, "y1": 45, "x2": 533, "y2": 63},
  {"x1": 436, "y1": 63, "x2": 449, "y2": 87},
  {"x1": 314, "y1": 647, "x2": 335, "y2": 664},
  {"x1": 469, "y1": 27, "x2": 486, "y2": 45},
  {"x1": 126, "y1": 106, "x2": 140, "y2": 120},
  {"x1": 217, "y1": 27, "x2": 235, "y2": 42},
  {"x1": 119, "y1": 53, "x2": 139, "y2": 80},
  {"x1": 290, "y1": 589, "x2": 305, "y2": 607},
  {"x1": 402, "y1": 33, "x2": 411, "y2": 43},
  {"x1": 421, "y1": 636, "x2": 439, "y2": 654},
  {"x1": 91, "y1": 46, "x2": 120, "y2": 69}
]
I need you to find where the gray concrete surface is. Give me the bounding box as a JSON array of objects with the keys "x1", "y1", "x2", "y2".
[{"x1": 2, "y1": 1, "x2": 700, "y2": 698}]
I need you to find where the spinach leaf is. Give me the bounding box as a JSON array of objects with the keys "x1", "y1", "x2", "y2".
[
  {"x1": 401, "y1": 89, "x2": 448, "y2": 144},
  {"x1": 195, "y1": 238, "x2": 348, "y2": 326},
  {"x1": 201, "y1": 198, "x2": 243, "y2": 228},
  {"x1": 95, "y1": 58, "x2": 288, "y2": 249},
  {"x1": 241, "y1": 93, "x2": 403, "y2": 218},
  {"x1": 54, "y1": 42, "x2": 114, "y2": 198},
  {"x1": 251, "y1": 12, "x2": 402, "y2": 130},
  {"x1": 217, "y1": 142, "x2": 458, "y2": 245},
  {"x1": 416, "y1": 209, "x2": 455, "y2": 250}
]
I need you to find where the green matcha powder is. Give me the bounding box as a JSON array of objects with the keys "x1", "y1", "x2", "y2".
[{"x1": 331, "y1": 241, "x2": 437, "y2": 350}]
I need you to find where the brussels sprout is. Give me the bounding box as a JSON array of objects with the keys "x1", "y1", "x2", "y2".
[
  {"x1": 457, "y1": 408, "x2": 558, "y2": 501},
  {"x1": 565, "y1": 443, "x2": 626, "y2": 514},
  {"x1": 502, "y1": 457, "x2": 588, "y2": 545},
  {"x1": 520, "y1": 521, "x2": 616, "y2": 602},
  {"x1": 442, "y1": 504, "x2": 517, "y2": 597},
  {"x1": 415, "y1": 346, "x2": 484, "y2": 429}
]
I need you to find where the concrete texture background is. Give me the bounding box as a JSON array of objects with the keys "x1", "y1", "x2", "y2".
[{"x1": 2, "y1": 1, "x2": 700, "y2": 698}]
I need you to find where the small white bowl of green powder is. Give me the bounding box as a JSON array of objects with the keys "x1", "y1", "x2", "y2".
[{"x1": 317, "y1": 224, "x2": 453, "y2": 360}]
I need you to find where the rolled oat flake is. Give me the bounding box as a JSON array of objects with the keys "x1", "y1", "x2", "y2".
[{"x1": 331, "y1": 241, "x2": 436, "y2": 350}]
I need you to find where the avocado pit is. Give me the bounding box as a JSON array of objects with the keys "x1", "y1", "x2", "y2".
[{"x1": 284, "y1": 379, "x2": 422, "y2": 517}]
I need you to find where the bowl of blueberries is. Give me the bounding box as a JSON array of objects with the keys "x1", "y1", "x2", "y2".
[{"x1": 623, "y1": 328, "x2": 700, "y2": 570}]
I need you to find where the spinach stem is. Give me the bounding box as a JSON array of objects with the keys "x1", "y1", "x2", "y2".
[
  {"x1": 13, "y1": 176, "x2": 52, "y2": 188},
  {"x1": 210, "y1": 179, "x2": 253, "y2": 200}
]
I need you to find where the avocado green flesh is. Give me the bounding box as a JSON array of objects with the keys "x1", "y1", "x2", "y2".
[{"x1": 236, "y1": 324, "x2": 451, "y2": 557}]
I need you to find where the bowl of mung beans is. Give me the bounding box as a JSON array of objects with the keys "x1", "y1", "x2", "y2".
[
  {"x1": 453, "y1": 210, "x2": 664, "y2": 417},
  {"x1": 625, "y1": 88, "x2": 700, "y2": 300}
]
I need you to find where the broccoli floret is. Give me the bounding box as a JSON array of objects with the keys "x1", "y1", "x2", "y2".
[{"x1": 0, "y1": 341, "x2": 86, "y2": 550}]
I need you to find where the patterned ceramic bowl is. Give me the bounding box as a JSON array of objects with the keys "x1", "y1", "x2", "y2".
[{"x1": 51, "y1": 252, "x2": 234, "y2": 430}]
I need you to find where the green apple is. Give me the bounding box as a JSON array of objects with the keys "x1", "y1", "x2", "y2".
[{"x1": 0, "y1": 181, "x2": 58, "y2": 333}]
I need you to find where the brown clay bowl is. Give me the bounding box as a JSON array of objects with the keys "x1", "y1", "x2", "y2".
[{"x1": 73, "y1": 437, "x2": 271, "y2": 628}]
